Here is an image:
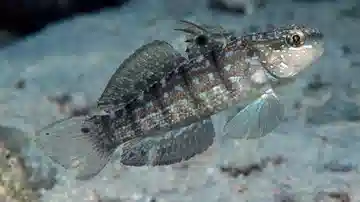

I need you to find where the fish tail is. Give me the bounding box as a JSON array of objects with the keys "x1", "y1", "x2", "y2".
[{"x1": 34, "y1": 115, "x2": 117, "y2": 180}]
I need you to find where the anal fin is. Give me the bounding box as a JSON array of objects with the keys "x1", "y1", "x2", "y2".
[{"x1": 120, "y1": 119, "x2": 215, "y2": 166}]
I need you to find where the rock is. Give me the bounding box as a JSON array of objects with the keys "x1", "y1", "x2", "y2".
[
  {"x1": 0, "y1": 30, "x2": 17, "y2": 48},
  {"x1": 314, "y1": 191, "x2": 351, "y2": 202},
  {"x1": 304, "y1": 74, "x2": 331, "y2": 93},
  {"x1": 219, "y1": 155, "x2": 286, "y2": 178},
  {"x1": 292, "y1": 0, "x2": 336, "y2": 2},
  {"x1": 208, "y1": 0, "x2": 266, "y2": 14},
  {"x1": 305, "y1": 95, "x2": 360, "y2": 125},
  {"x1": 314, "y1": 179, "x2": 351, "y2": 202},
  {"x1": 0, "y1": 0, "x2": 131, "y2": 38},
  {"x1": 161, "y1": 0, "x2": 202, "y2": 19},
  {"x1": 273, "y1": 184, "x2": 297, "y2": 202},
  {"x1": 322, "y1": 160, "x2": 356, "y2": 173},
  {"x1": 14, "y1": 78, "x2": 26, "y2": 90},
  {"x1": 0, "y1": 126, "x2": 58, "y2": 199},
  {"x1": 341, "y1": 45, "x2": 352, "y2": 55},
  {"x1": 0, "y1": 141, "x2": 42, "y2": 202},
  {"x1": 0, "y1": 126, "x2": 32, "y2": 155},
  {"x1": 340, "y1": 2, "x2": 360, "y2": 18}
]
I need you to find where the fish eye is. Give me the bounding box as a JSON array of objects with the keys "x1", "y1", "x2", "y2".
[
  {"x1": 286, "y1": 30, "x2": 305, "y2": 47},
  {"x1": 195, "y1": 34, "x2": 208, "y2": 46}
]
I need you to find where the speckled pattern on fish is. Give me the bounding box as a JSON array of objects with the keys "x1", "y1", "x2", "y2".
[
  {"x1": 108, "y1": 24, "x2": 324, "y2": 144},
  {"x1": 34, "y1": 21, "x2": 324, "y2": 180}
]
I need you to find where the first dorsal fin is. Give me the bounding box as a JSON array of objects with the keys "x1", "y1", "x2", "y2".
[{"x1": 97, "y1": 40, "x2": 186, "y2": 110}]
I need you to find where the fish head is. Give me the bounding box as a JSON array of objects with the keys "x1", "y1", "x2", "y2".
[
  {"x1": 249, "y1": 25, "x2": 324, "y2": 80},
  {"x1": 175, "y1": 20, "x2": 236, "y2": 59}
]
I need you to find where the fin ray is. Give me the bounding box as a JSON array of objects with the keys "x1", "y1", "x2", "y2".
[
  {"x1": 34, "y1": 115, "x2": 117, "y2": 180},
  {"x1": 120, "y1": 119, "x2": 215, "y2": 166},
  {"x1": 223, "y1": 89, "x2": 284, "y2": 139},
  {"x1": 97, "y1": 40, "x2": 185, "y2": 110}
]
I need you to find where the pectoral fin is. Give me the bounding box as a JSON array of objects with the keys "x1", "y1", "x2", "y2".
[
  {"x1": 120, "y1": 119, "x2": 215, "y2": 166},
  {"x1": 223, "y1": 89, "x2": 284, "y2": 139}
]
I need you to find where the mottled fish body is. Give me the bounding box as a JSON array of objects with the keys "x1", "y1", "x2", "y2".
[
  {"x1": 34, "y1": 21, "x2": 324, "y2": 180},
  {"x1": 112, "y1": 39, "x2": 270, "y2": 144}
]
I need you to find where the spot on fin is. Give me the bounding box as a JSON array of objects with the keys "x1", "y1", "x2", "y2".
[
  {"x1": 97, "y1": 40, "x2": 186, "y2": 110},
  {"x1": 223, "y1": 88, "x2": 284, "y2": 139},
  {"x1": 120, "y1": 119, "x2": 215, "y2": 166},
  {"x1": 34, "y1": 115, "x2": 117, "y2": 180}
]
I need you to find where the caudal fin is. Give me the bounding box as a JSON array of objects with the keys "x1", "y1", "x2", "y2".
[{"x1": 34, "y1": 115, "x2": 117, "y2": 180}]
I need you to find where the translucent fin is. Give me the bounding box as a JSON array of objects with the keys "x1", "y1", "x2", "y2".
[
  {"x1": 175, "y1": 20, "x2": 234, "y2": 39},
  {"x1": 175, "y1": 20, "x2": 236, "y2": 59},
  {"x1": 120, "y1": 119, "x2": 214, "y2": 166},
  {"x1": 223, "y1": 88, "x2": 284, "y2": 139},
  {"x1": 97, "y1": 40, "x2": 185, "y2": 110},
  {"x1": 34, "y1": 115, "x2": 117, "y2": 180}
]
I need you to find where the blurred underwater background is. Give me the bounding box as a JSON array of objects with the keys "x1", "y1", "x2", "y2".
[{"x1": 1, "y1": 0, "x2": 360, "y2": 201}]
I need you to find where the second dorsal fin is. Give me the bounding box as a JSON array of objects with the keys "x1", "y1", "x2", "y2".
[{"x1": 97, "y1": 40, "x2": 186, "y2": 110}]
